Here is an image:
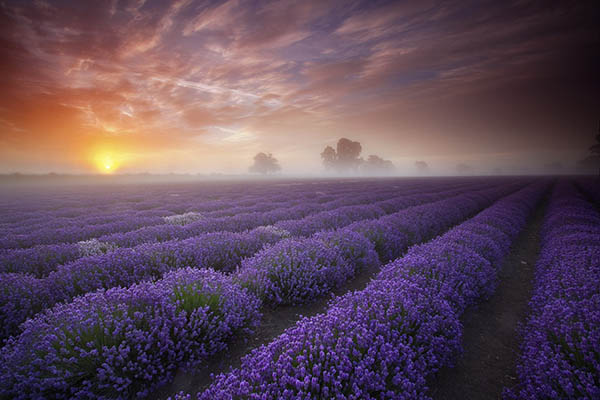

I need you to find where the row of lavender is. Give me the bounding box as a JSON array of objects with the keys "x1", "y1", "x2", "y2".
[
  {"x1": 0, "y1": 180, "x2": 409, "y2": 248},
  {"x1": 505, "y1": 182, "x2": 600, "y2": 399},
  {"x1": 2, "y1": 209, "x2": 167, "y2": 236},
  {"x1": 0, "y1": 182, "x2": 269, "y2": 225},
  {"x1": 233, "y1": 182, "x2": 519, "y2": 307},
  {"x1": 0, "y1": 180, "x2": 470, "y2": 279},
  {"x1": 0, "y1": 180, "x2": 349, "y2": 224},
  {"x1": 90, "y1": 180, "x2": 479, "y2": 250},
  {"x1": 175, "y1": 182, "x2": 546, "y2": 400},
  {"x1": 0, "y1": 181, "x2": 496, "y2": 341},
  {"x1": 238, "y1": 183, "x2": 521, "y2": 307},
  {"x1": 0, "y1": 182, "x2": 426, "y2": 275},
  {"x1": 0, "y1": 183, "x2": 524, "y2": 398},
  {"x1": 0, "y1": 194, "x2": 303, "y2": 238},
  {"x1": 0, "y1": 179, "x2": 436, "y2": 229},
  {"x1": 0, "y1": 180, "x2": 404, "y2": 234}
]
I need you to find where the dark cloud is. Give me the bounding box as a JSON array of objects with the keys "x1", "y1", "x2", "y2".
[{"x1": 0, "y1": 0, "x2": 598, "y2": 173}]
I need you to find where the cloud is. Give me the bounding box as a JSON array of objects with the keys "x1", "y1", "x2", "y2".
[{"x1": 0, "y1": 0, "x2": 597, "y2": 173}]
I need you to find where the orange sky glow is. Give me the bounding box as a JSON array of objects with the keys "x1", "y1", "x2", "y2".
[{"x1": 0, "y1": 0, "x2": 598, "y2": 175}]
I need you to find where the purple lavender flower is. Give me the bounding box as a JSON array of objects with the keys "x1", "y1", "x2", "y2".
[
  {"x1": 0, "y1": 268, "x2": 261, "y2": 399},
  {"x1": 235, "y1": 238, "x2": 352, "y2": 306},
  {"x1": 196, "y1": 182, "x2": 547, "y2": 399},
  {"x1": 506, "y1": 182, "x2": 600, "y2": 399}
]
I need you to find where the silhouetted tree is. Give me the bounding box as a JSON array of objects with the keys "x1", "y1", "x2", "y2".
[
  {"x1": 362, "y1": 155, "x2": 395, "y2": 175},
  {"x1": 415, "y1": 160, "x2": 429, "y2": 173},
  {"x1": 321, "y1": 138, "x2": 363, "y2": 173},
  {"x1": 336, "y1": 138, "x2": 362, "y2": 171},
  {"x1": 578, "y1": 156, "x2": 600, "y2": 174},
  {"x1": 577, "y1": 121, "x2": 600, "y2": 176},
  {"x1": 249, "y1": 152, "x2": 281, "y2": 174},
  {"x1": 590, "y1": 121, "x2": 600, "y2": 176},
  {"x1": 320, "y1": 146, "x2": 337, "y2": 170}
]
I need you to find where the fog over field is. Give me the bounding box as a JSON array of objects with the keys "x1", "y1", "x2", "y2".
[{"x1": 0, "y1": 0, "x2": 598, "y2": 176}]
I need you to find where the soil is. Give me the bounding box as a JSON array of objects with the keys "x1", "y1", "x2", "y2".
[{"x1": 428, "y1": 196, "x2": 547, "y2": 400}]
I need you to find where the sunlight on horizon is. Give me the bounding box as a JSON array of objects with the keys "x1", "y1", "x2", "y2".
[
  {"x1": 93, "y1": 152, "x2": 118, "y2": 174},
  {"x1": 0, "y1": 0, "x2": 596, "y2": 175}
]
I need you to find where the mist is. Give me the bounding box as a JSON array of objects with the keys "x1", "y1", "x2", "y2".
[{"x1": 0, "y1": 0, "x2": 598, "y2": 176}]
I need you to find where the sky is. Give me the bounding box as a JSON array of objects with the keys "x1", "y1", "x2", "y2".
[{"x1": 0, "y1": 0, "x2": 598, "y2": 175}]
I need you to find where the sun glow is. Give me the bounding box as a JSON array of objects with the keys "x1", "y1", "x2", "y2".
[{"x1": 93, "y1": 152, "x2": 119, "y2": 174}]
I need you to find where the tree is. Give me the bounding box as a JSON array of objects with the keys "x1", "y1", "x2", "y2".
[
  {"x1": 321, "y1": 138, "x2": 363, "y2": 173},
  {"x1": 415, "y1": 160, "x2": 429, "y2": 173},
  {"x1": 577, "y1": 121, "x2": 600, "y2": 176},
  {"x1": 320, "y1": 146, "x2": 337, "y2": 170},
  {"x1": 320, "y1": 138, "x2": 394, "y2": 175},
  {"x1": 591, "y1": 121, "x2": 600, "y2": 155},
  {"x1": 590, "y1": 121, "x2": 600, "y2": 177},
  {"x1": 577, "y1": 155, "x2": 600, "y2": 174},
  {"x1": 249, "y1": 152, "x2": 281, "y2": 174},
  {"x1": 336, "y1": 138, "x2": 362, "y2": 171},
  {"x1": 362, "y1": 155, "x2": 395, "y2": 175}
]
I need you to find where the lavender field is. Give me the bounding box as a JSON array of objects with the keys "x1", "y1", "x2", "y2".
[{"x1": 0, "y1": 177, "x2": 598, "y2": 400}]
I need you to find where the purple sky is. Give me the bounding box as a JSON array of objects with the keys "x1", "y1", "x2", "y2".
[{"x1": 0, "y1": 0, "x2": 598, "y2": 174}]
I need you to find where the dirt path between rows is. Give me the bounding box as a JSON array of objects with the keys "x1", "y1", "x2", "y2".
[
  {"x1": 429, "y1": 197, "x2": 547, "y2": 400},
  {"x1": 156, "y1": 262, "x2": 381, "y2": 399}
]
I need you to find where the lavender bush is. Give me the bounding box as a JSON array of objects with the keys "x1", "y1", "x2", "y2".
[
  {"x1": 200, "y1": 278, "x2": 461, "y2": 400},
  {"x1": 505, "y1": 182, "x2": 600, "y2": 399},
  {"x1": 0, "y1": 242, "x2": 80, "y2": 276},
  {"x1": 0, "y1": 182, "x2": 495, "y2": 341},
  {"x1": 77, "y1": 238, "x2": 118, "y2": 257},
  {"x1": 0, "y1": 268, "x2": 261, "y2": 399},
  {"x1": 0, "y1": 178, "x2": 541, "y2": 398},
  {"x1": 0, "y1": 183, "x2": 409, "y2": 274},
  {"x1": 195, "y1": 182, "x2": 546, "y2": 399},
  {"x1": 236, "y1": 238, "x2": 345, "y2": 305}
]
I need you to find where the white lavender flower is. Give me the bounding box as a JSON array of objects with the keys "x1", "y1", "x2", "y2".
[
  {"x1": 163, "y1": 212, "x2": 204, "y2": 226},
  {"x1": 254, "y1": 225, "x2": 291, "y2": 238},
  {"x1": 77, "y1": 238, "x2": 117, "y2": 257}
]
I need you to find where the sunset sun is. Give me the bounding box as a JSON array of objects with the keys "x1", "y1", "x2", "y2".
[{"x1": 94, "y1": 153, "x2": 117, "y2": 174}]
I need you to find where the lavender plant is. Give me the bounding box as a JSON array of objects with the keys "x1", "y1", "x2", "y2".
[
  {"x1": 0, "y1": 183, "x2": 495, "y2": 341},
  {"x1": 0, "y1": 268, "x2": 261, "y2": 399},
  {"x1": 194, "y1": 183, "x2": 546, "y2": 399},
  {"x1": 505, "y1": 182, "x2": 600, "y2": 399}
]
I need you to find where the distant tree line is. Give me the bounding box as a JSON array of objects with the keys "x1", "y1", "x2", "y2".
[
  {"x1": 249, "y1": 122, "x2": 600, "y2": 176},
  {"x1": 250, "y1": 138, "x2": 396, "y2": 175},
  {"x1": 578, "y1": 121, "x2": 600, "y2": 176},
  {"x1": 321, "y1": 138, "x2": 395, "y2": 175},
  {"x1": 249, "y1": 152, "x2": 281, "y2": 174}
]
